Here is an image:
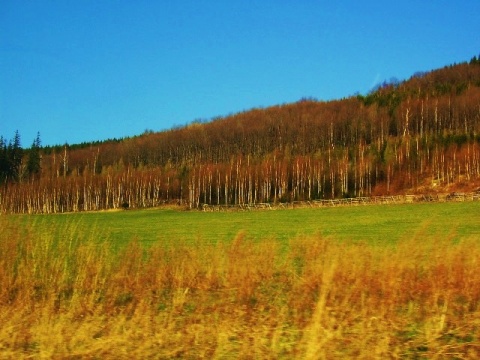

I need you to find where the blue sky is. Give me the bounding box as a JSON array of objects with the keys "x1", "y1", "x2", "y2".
[{"x1": 1, "y1": 1, "x2": 479, "y2": 147}]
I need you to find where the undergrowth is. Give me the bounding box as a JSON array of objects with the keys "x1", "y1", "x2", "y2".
[{"x1": 0, "y1": 217, "x2": 479, "y2": 359}]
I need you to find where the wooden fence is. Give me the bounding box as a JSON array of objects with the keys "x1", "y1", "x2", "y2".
[{"x1": 200, "y1": 191, "x2": 480, "y2": 212}]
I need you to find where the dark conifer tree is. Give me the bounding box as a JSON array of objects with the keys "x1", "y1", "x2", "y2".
[
  {"x1": 27, "y1": 132, "x2": 42, "y2": 178},
  {"x1": 0, "y1": 136, "x2": 7, "y2": 183},
  {"x1": 5, "y1": 131, "x2": 24, "y2": 182}
]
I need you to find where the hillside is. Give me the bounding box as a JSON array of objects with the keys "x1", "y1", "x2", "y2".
[{"x1": 2, "y1": 56, "x2": 480, "y2": 213}]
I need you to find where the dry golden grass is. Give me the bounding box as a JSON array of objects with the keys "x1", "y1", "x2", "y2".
[{"x1": 1, "y1": 217, "x2": 480, "y2": 359}]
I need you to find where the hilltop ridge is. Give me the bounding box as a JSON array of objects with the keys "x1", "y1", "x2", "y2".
[{"x1": 1, "y1": 55, "x2": 480, "y2": 213}]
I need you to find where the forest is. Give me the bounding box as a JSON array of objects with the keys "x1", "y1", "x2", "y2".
[{"x1": 2, "y1": 56, "x2": 480, "y2": 213}]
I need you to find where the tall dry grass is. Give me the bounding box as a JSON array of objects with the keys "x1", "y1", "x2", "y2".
[{"x1": 1, "y1": 217, "x2": 480, "y2": 359}]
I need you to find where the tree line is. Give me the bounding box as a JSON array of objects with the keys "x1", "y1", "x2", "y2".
[
  {"x1": 0, "y1": 131, "x2": 41, "y2": 184},
  {"x1": 2, "y1": 57, "x2": 480, "y2": 213}
]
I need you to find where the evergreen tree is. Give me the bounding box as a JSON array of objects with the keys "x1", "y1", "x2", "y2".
[
  {"x1": 27, "y1": 132, "x2": 42, "y2": 178},
  {"x1": 0, "y1": 136, "x2": 7, "y2": 183},
  {"x1": 470, "y1": 54, "x2": 480, "y2": 65},
  {"x1": 7, "y1": 130, "x2": 24, "y2": 182}
]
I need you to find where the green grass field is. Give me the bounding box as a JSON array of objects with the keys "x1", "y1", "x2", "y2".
[
  {"x1": 2, "y1": 201, "x2": 480, "y2": 358},
  {"x1": 10, "y1": 201, "x2": 480, "y2": 247}
]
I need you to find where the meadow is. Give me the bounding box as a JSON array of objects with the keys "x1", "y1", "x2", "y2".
[
  {"x1": 1, "y1": 202, "x2": 480, "y2": 358},
  {"x1": 11, "y1": 201, "x2": 480, "y2": 246}
]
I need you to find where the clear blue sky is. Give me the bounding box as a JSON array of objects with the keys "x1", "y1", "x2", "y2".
[{"x1": 1, "y1": 1, "x2": 479, "y2": 147}]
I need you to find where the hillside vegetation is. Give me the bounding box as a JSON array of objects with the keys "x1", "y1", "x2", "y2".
[{"x1": 2, "y1": 56, "x2": 480, "y2": 213}]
